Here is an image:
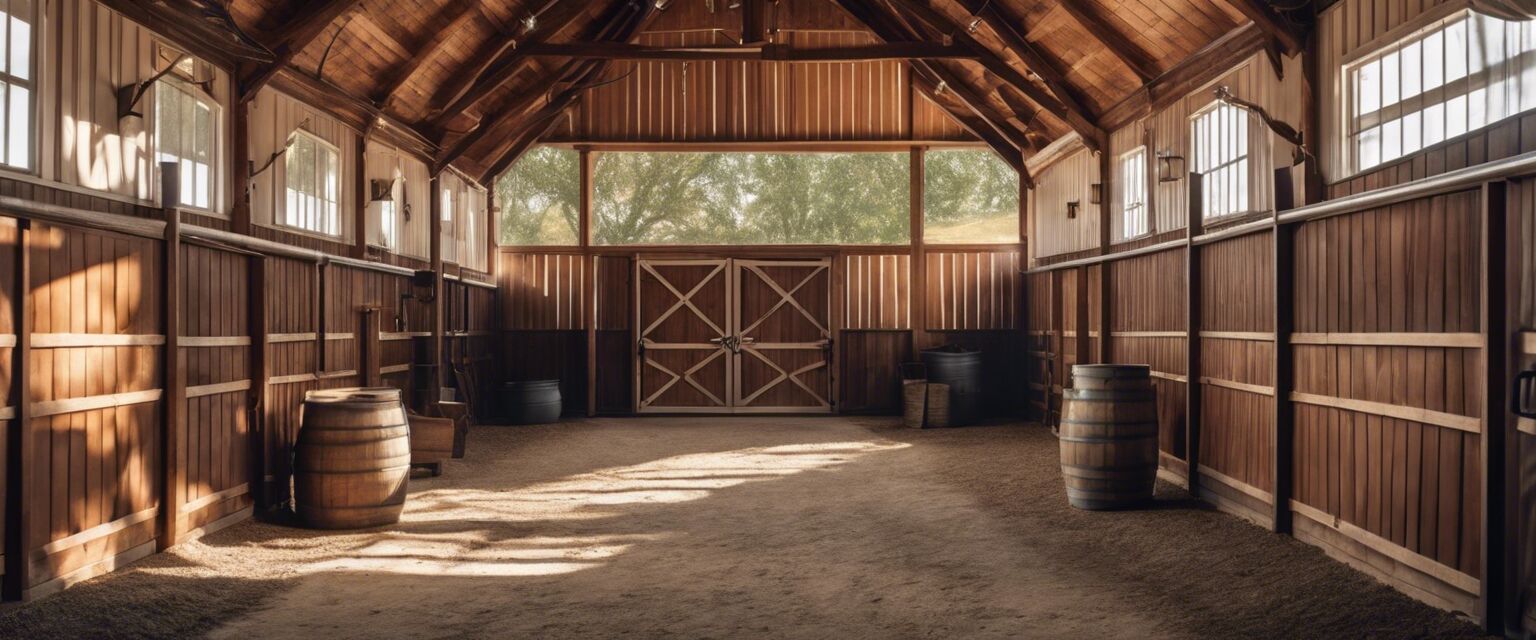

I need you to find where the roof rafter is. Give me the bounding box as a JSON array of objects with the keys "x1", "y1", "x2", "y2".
[
  {"x1": 1220, "y1": 0, "x2": 1305, "y2": 55},
  {"x1": 516, "y1": 41, "x2": 979, "y2": 62},
  {"x1": 1055, "y1": 0, "x2": 1160, "y2": 82},
  {"x1": 884, "y1": 0, "x2": 1104, "y2": 150},
  {"x1": 239, "y1": 0, "x2": 365, "y2": 103},
  {"x1": 427, "y1": 1, "x2": 593, "y2": 130},
  {"x1": 373, "y1": 2, "x2": 488, "y2": 109}
]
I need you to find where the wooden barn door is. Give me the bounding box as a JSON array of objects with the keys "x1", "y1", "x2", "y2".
[
  {"x1": 635, "y1": 259, "x2": 732, "y2": 413},
  {"x1": 732, "y1": 260, "x2": 832, "y2": 413}
]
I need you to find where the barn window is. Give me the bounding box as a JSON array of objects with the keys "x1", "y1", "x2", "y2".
[
  {"x1": 590, "y1": 151, "x2": 909, "y2": 246},
  {"x1": 282, "y1": 130, "x2": 342, "y2": 237},
  {"x1": 1347, "y1": 11, "x2": 1536, "y2": 173},
  {"x1": 922, "y1": 149, "x2": 1020, "y2": 244},
  {"x1": 1119, "y1": 147, "x2": 1149, "y2": 239},
  {"x1": 1190, "y1": 102, "x2": 1249, "y2": 220},
  {"x1": 155, "y1": 78, "x2": 217, "y2": 210},
  {"x1": 496, "y1": 146, "x2": 581, "y2": 246},
  {"x1": 0, "y1": 0, "x2": 34, "y2": 171}
]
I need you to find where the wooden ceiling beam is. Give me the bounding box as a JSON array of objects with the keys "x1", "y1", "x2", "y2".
[
  {"x1": 240, "y1": 0, "x2": 365, "y2": 102},
  {"x1": 517, "y1": 41, "x2": 979, "y2": 62},
  {"x1": 912, "y1": 69, "x2": 1031, "y2": 186},
  {"x1": 743, "y1": 0, "x2": 766, "y2": 45},
  {"x1": 373, "y1": 2, "x2": 487, "y2": 108},
  {"x1": 427, "y1": 1, "x2": 593, "y2": 129},
  {"x1": 1055, "y1": 0, "x2": 1160, "y2": 82},
  {"x1": 1221, "y1": 0, "x2": 1305, "y2": 55},
  {"x1": 883, "y1": 0, "x2": 1104, "y2": 150}
]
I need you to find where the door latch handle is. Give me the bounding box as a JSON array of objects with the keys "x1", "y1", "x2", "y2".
[
  {"x1": 711, "y1": 335, "x2": 742, "y2": 353},
  {"x1": 1515, "y1": 370, "x2": 1536, "y2": 419}
]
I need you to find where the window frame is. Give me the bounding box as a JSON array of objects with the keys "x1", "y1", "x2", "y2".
[
  {"x1": 1189, "y1": 100, "x2": 1251, "y2": 221},
  {"x1": 154, "y1": 73, "x2": 222, "y2": 214},
  {"x1": 1117, "y1": 146, "x2": 1149, "y2": 241},
  {"x1": 0, "y1": 0, "x2": 37, "y2": 174},
  {"x1": 367, "y1": 167, "x2": 403, "y2": 252},
  {"x1": 279, "y1": 128, "x2": 344, "y2": 239}
]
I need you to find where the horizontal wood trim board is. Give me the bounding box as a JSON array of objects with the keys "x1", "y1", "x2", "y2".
[
  {"x1": 268, "y1": 333, "x2": 318, "y2": 344},
  {"x1": 1200, "y1": 377, "x2": 1275, "y2": 396},
  {"x1": 23, "y1": 540, "x2": 158, "y2": 602},
  {"x1": 1111, "y1": 331, "x2": 1187, "y2": 339},
  {"x1": 1520, "y1": 417, "x2": 1536, "y2": 436},
  {"x1": 1523, "y1": 331, "x2": 1536, "y2": 354},
  {"x1": 179, "y1": 484, "x2": 251, "y2": 515},
  {"x1": 180, "y1": 336, "x2": 254, "y2": 348},
  {"x1": 186, "y1": 380, "x2": 253, "y2": 398},
  {"x1": 1151, "y1": 371, "x2": 1189, "y2": 383},
  {"x1": 1291, "y1": 333, "x2": 1484, "y2": 348},
  {"x1": 0, "y1": 406, "x2": 13, "y2": 420},
  {"x1": 317, "y1": 370, "x2": 359, "y2": 380},
  {"x1": 1289, "y1": 392, "x2": 1481, "y2": 434},
  {"x1": 32, "y1": 333, "x2": 166, "y2": 348},
  {"x1": 0, "y1": 334, "x2": 13, "y2": 347},
  {"x1": 324, "y1": 333, "x2": 356, "y2": 341},
  {"x1": 37, "y1": 508, "x2": 158, "y2": 556},
  {"x1": 380, "y1": 364, "x2": 412, "y2": 374},
  {"x1": 1198, "y1": 465, "x2": 1273, "y2": 503},
  {"x1": 269, "y1": 373, "x2": 318, "y2": 385},
  {"x1": 1199, "y1": 331, "x2": 1275, "y2": 342},
  {"x1": 32, "y1": 389, "x2": 163, "y2": 418},
  {"x1": 380, "y1": 332, "x2": 431, "y2": 341},
  {"x1": 1289, "y1": 499, "x2": 1479, "y2": 594},
  {"x1": 181, "y1": 506, "x2": 255, "y2": 543}
]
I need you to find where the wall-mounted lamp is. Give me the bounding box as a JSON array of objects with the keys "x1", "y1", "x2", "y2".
[
  {"x1": 1156, "y1": 152, "x2": 1186, "y2": 183},
  {"x1": 1066, "y1": 201, "x2": 1080, "y2": 219},
  {"x1": 369, "y1": 178, "x2": 398, "y2": 203},
  {"x1": 1089, "y1": 183, "x2": 1103, "y2": 205}
]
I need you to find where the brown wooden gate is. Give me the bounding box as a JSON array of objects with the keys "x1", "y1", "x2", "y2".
[{"x1": 634, "y1": 258, "x2": 831, "y2": 414}]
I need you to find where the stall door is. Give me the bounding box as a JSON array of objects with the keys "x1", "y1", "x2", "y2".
[
  {"x1": 733, "y1": 260, "x2": 832, "y2": 412},
  {"x1": 635, "y1": 258, "x2": 831, "y2": 414},
  {"x1": 636, "y1": 259, "x2": 732, "y2": 413}
]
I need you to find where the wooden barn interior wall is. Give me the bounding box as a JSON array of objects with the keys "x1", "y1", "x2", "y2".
[
  {"x1": 1022, "y1": 2, "x2": 1530, "y2": 630},
  {"x1": 0, "y1": 0, "x2": 498, "y2": 602}
]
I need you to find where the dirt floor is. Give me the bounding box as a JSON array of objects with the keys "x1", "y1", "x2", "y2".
[{"x1": 0, "y1": 417, "x2": 1490, "y2": 639}]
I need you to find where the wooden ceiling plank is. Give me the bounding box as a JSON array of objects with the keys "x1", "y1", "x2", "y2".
[
  {"x1": 375, "y1": 2, "x2": 488, "y2": 108},
  {"x1": 1055, "y1": 0, "x2": 1160, "y2": 82},
  {"x1": 240, "y1": 0, "x2": 366, "y2": 102},
  {"x1": 884, "y1": 0, "x2": 1104, "y2": 150},
  {"x1": 427, "y1": 0, "x2": 595, "y2": 128},
  {"x1": 1220, "y1": 0, "x2": 1305, "y2": 55}
]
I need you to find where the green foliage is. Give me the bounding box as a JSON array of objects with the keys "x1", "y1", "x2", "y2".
[
  {"x1": 923, "y1": 149, "x2": 1020, "y2": 244},
  {"x1": 591, "y1": 151, "x2": 910, "y2": 245},
  {"x1": 495, "y1": 147, "x2": 581, "y2": 245}
]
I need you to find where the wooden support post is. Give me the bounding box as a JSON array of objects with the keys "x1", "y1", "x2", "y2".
[
  {"x1": 1186, "y1": 172, "x2": 1204, "y2": 497},
  {"x1": 581, "y1": 149, "x2": 596, "y2": 417},
  {"x1": 3, "y1": 218, "x2": 31, "y2": 599},
  {"x1": 1098, "y1": 150, "x2": 1112, "y2": 364},
  {"x1": 231, "y1": 100, "x2": 252, "y2": 236},
  {"x1": 247, "y1": 254, "x2": 272, "y2": 512},
  {"x1": 353, "y1": 135, "x2": 368, "y2": 258},
  {"x1": 1501, "y1": 177, "x2": 1525, "y2": 636},
  {"x1": 429, "y1": 176, "x2": 446, "y2": 400},
  {"x1": 1272, "y1": 222, "x2": 1295, "y2": 533},
  {"x1": 159, "y1": 162, "x2": 185, "y2": 550},
  {"x1": 1479, "y1": 179, "x2": 1510, "y2": 635},
  {"x1": 1075, "y1": 265, "x2": 1090, "y2": 368},
  {"x1": 910, "y1": 147, "x2": 928, "y2": 351}
]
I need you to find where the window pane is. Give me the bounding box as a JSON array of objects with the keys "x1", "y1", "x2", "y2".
[
  {"x1": 7, "y1": 84, "x2": 26, "y2": 169},
  {"x1": 282, "y1": 132, "x2": 341, "y2": 235},
  {"x1": 495, "y1": 146, "x2": 580, "y2": 246},
  {"x1": 593, "y1": 151, "x2": 911, "y2": 245},
  {"x1": 9, "y1": 6, "x2": 29, "y2": 82},
  {"x1": 924, "y1": 149, "x2": 1019, "y2": 244}
]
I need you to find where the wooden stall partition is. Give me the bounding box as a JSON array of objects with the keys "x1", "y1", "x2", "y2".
[
  {"x1": 1022, "y1": 271, "x2": 1054, "y2": 423},
  {"x1": 173, "y1": 243, "x2": 255, "y2": 541},
  {"x1": 1287, "y1": 192, "x2": 1485, "y2": 615},
  {"x1": 1509, "y1": 176, "x2": 1535, "y2": 635},
  {"x1": 1195, "y1": 230, "x2": 1277, "y2": 527},
  {"x1": 498, "y1": 252, "x2": 588, "y2": 416},
  {"x1": 259, "y1": 256, "x2": 319, "y2": 510},
  {"x1": 921, "y1": 248, "x2": 1025, "y2": 416},
  {"x1": 1105, "y1": 246, "x2": 1189, "y2": 480},
  {"x1": 594, "y1": 255, "x2": 634, "y2": 415},
  {"x1": 0, "y1": 218, "x2": 19, "y2": 597},
  {"x1": 840, "y1": 252, "x2": 912, "y2": 414},
  {"x1": 20, "y1": 222, "x2": 165, "y2": 600}
]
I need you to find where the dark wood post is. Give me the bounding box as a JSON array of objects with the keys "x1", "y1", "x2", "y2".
[
  {"x1": 1185, "y1": 172, "x2": 1204, "y2": 497},
  {"x1": 3, "y1": 218, "x2": 31, "y2": 598},
  {"x1": 910, "y1": 147, "x2": 927, "y2": 351},
  {"x1": 1272, "y1": 221, "x2": 1295, "y2": 533},
  {"x1": 231, "y1": 101, "x2": 252, "y2": 236},
  {"x1": 581, "y1": 148, "x2": 597, "y2": 417},
  {"x1": 1479, "y1": 179, "x2": 1510, "y2": 635},
  {"x1": 160, "y1": 162, "x2": 185, "y2": 550},
  {"x1": 429, "y1": 175, "x2": 446, "y2": 398}
]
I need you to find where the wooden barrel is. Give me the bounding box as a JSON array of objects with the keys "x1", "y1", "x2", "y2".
[
  {"x1": 1071, "y1": 364, "x2": 1154, "y2": 392},
  {"x1": 921, "y1": 347, "x2": 983, "y2": 425},
  {"x1": 504, "y1": 380, "x2": 562, "y2": 425},
  {"x1": 294, "y1": 387, "x2": 411, "y2": 529},
  {"x1": 1058, "y1": 365, "x2": 1158, "y2": 510}
]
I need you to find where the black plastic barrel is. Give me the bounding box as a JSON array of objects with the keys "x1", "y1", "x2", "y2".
[
  {"x1": 921, "y1": 347, "x2": 983, "y2": 425},
  {"x1": 504, "y1": 380, "x2": 562, "y2": 425}
]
